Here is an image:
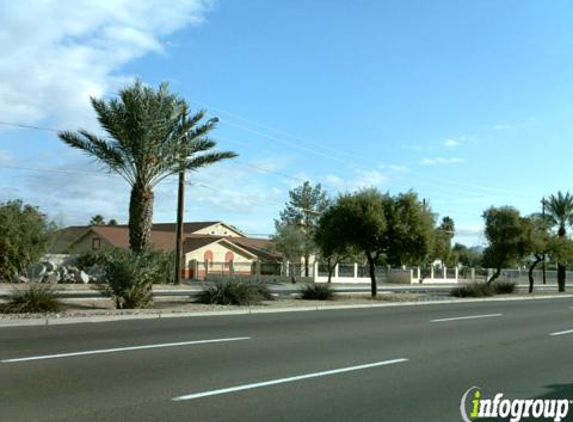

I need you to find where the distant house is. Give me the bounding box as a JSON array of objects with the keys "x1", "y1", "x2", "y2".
[{"x1": 52, "y1": 221, "x2": 281, "y2": 279}]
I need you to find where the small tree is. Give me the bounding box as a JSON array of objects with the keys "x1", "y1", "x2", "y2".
[
  {"x1": 314, "y1": 204, "x2": 356, "y2": 283},
  {"x1": 521, "y1": 214, "x2": 552, "y2": 293},
  {"x1": 0, "y1": 200, "x2": 55, "y2": 281},
  {"x1": 382, "y1": 191, "x2": 436, "y2": 267},
  {"x1": 432, "y1": 216, "x2": 455, "y2": 266},
  {"x1": 271, "y1": 222, "x2": 308, "y2": 281},
  {"x1": 544, "y1": 192, "x2": 573, "y2": 292},
  {"x1": 326, "y1": 189, "x2": 387, "y2": 297},
  {"x1": 89, "y1": 214, "x2": 106, "y2": 225},
  {"x1": 452, "y1": 243, "x2": 483, "y2": 268},
  {"x1": 482, "y1": 206, "x2": 525, "y2": 284},
  {"x1": 276, "y1": 181, "x2": 330, "y2": 276}
]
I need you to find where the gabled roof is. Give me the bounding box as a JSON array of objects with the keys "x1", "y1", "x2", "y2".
[
  {"x1": 152, "y1": 222, "x2": 221, "y2": 233},
  {"x1": 53, "y1": 223, "x2": 277, "y2": 261}
]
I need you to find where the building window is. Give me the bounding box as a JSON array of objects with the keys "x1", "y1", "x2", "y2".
[
  {"x1": 92, "y1": 237, "x2": 101, "y2": 250},
  {"x1": 204, "y1": 250, "x2": 214, "y2": 267},
  {"x1": 224, "y1": 251, "x2": 234, "y2": 268}
]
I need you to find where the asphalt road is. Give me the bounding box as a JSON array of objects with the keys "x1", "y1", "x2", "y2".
[{"x1": 2, "y1": 297, "x2": 573, "y2": 422}]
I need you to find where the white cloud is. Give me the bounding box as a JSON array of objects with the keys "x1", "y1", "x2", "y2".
[
  {"x1": 419, "y1": 157, "x2": 463, "y2": 166},
  {"x1": 443, "y1": 138, "x2": 460, "y2": 148},
  {"x1": 324, "y1": 169, "x2": 388, "y2": 191},
  {"x1": 0, "y1": 0, "x2": 214, "y2": 129},
  {"x1": 0, "y1": 150, "x2": 14, "y2": 166}
]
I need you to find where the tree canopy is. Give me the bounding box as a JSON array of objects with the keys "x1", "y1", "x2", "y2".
[
  {"x1": 0, "y1": 200, "x2": 55, "y2": 281},
  {"x1": 59, "y1": 80, "x2": 236, "y2": 251},
  {"x1": 275, "y1": 181, "x2": 330, "y2": 276},
  {"x1": 482, "y1": 206, "x2": 525, "y2": 284}
]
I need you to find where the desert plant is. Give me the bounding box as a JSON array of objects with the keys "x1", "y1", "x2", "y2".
[
  {"x1": 450, "y1": 283, "x2": 494, "y2": 298},
  {"x1": 73, "y1": 251, "x2": 110, "y2": 270},
  {"x1": 492, "y1": 280, "x2": 517, "y2": 294},
  {"x1": 194, "y1": 280, "x2": 273, "y2": 306},
  {"x1": 59, "y1": 81, "x2": 236, "y2": 252},
  {"x1": 0, "y1": 285, "x2": 63, "y2": 314},
  {"x1": 98, "y1": 251, "x2": 155, "y2": 309},
  {"x1": 300, "y1": 283, "x2": 336, "y2": 300}
]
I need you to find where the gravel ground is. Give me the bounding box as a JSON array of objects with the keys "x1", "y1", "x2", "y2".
[{"x1": 0, "y1": 292, "x2": 441, "y2": 320}]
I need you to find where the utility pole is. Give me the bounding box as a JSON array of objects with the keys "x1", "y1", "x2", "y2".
[
  {"x1": 542, "y1": 197, "x2": 547, "y2": 285},
  {"x1": 174, "y1": 167, "x2": 185, "y2": 285}
]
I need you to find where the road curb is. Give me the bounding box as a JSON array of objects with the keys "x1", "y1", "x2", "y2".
[{"x1": 1, "y1": 294, "x2": 572, "y2": 328}]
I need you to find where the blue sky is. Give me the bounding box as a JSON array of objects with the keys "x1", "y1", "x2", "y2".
[{"x1": 1, "y1": 0, "x2": 572, "y2": 245}]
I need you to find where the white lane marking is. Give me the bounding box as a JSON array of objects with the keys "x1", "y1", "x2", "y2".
[
  {"x1": 1, "y1": 337, "x2": 250, "y2": 363},
  {"x1": 172, "y1": 358, "x2": 409, "y2": 401},
  {"x1": 550, "y1": 329, "x2": 573, "y2": 337},
  {"x1": 431, "y1": 313, "x2": 503, "y2": 323}
]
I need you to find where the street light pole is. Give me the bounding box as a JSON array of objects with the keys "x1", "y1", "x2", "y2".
[
  {"x1": 174, "y1": 167, "x2": 185, "y2": 285},
  {"x1": 542, "y1": 197, "x2": 547, "y2": 285}
]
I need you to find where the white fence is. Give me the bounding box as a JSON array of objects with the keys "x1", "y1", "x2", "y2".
[{"x1": 313, "y1": 263, "x2": 463, "y2": 285}]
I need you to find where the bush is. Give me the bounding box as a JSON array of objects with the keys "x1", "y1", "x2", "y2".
[
  {"x1": 73, "y1": 250, "x2": 116, "y2": 271},
  {"x1": 450, "y1": 283, "x2": 494, "y2": 298},
  {"x1": 300, "y1": 283, "x2": 336, "y2": 301},
  {"x1": 0, "y1": 200, "x2": 55, "y2": 281},
  {"x1": 0, "y1": 285, "x2": 63, "y2": 313},
  {"x1": 492, "y1": 281, "x2": 517, "y2": 294},
  {"x1": 98, "y1": 250, "x2": 154, "y2": 309},
  {"x1": 194, "y1": 280, "x2": 274, "y2": 306}
]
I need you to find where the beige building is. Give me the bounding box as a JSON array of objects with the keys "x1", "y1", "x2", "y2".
[{"x1": 53, "y1": 221, "x2": 281, "y2": 279}]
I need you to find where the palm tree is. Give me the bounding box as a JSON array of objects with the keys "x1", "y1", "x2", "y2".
[
  {"x1": 59, "y1": 81, "x2": 237, "y2": 252},
  {"x1": 89, "y1": 214, "x2": 106, "y2": 225},
  {"x1": 544, "y1": 191, "x2": 573, "y2": 292}
]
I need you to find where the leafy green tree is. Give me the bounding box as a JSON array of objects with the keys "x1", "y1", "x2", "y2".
[
  {"x1": 451, "y1": 243, "x2": 483, "y2": 268},
  {"x1": 0, "y1": 200, "x2": 55, "y2": 281},
  {"x1": 108, "y1": 219, "x2": 118, "y2": 226},
  {"x1": 521, "y1": 214, "x2": 552, "y2": 293},
  {"x1": 314, "y1": 204, "x2": 358, "y2": 283},
  {"x1": 330, "y1": 189, "x2": 387, "y2": 296},
  {"x1": 89, "y1": 214, "x2": 106, "y2": 225},
  {"x1": 59, "y1": 81, "x2": 236, "y2": 252},
  {"x1": 381, "y1": 191, "x2": 436, "y2": 267},
  {"x1": 482, "y1": 206, "x2": 525, "y2": 284},
  {"x1": 544, "y1": 192, "x2": 573, "y2": 292},
  {"x1": 276, "y1": 181, "x2": 330, "y2": 276},
  {"x1": 432, "y1": 216, "x2": 455, "y2": 265},
  {"x1": 271, "y1": 222, "x2": 308, "y2": 281}
]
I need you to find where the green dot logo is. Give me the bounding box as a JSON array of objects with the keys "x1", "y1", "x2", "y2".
[{"x1": 460, "y1": 386, "x2": 481, "y2": 422}]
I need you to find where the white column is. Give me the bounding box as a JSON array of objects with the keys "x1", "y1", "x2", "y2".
[
  {"x1": 334, "y1": 263, "x2": 339, "y2": 279},
  {"x1": 353, "y1": 263, "x2": 358, "y2": 279}
]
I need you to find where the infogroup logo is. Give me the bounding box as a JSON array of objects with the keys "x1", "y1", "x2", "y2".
[{"x1": 460, "y1": 386, "x2": 570, "y2": 422}]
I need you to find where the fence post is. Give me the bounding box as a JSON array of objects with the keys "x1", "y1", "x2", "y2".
[
  {"x1": 314, "y1": 261, "x2": 319, "y2": 280},
  {"x1": 353, "y1": 263, "x2": 358, "y2": 279},
  {"x1": 430, "y1": 266, "x2": 434, "y2": 281},
  {"x1": 455, "y1": 266, "x2": 459, "y2": 282},
  {"x1": 443, "y1": 266, "x2": 447, "y2": 279},
  {"x1": 334, "y1": 263, "x2": 339, "y2": 279}
]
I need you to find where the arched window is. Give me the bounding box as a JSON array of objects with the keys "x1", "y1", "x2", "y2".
[
  {"x1": 224, "y1": 251, "x2": 234, "y2": 268},
  {"x1": 204, "y1": 250, "x2": 214, "y2": 267}
]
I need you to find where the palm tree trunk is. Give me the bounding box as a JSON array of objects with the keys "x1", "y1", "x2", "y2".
[
  {"x1": 558, "y1": 263, "x2": 566, "y2": 292},
  {"x1": 129, "y1": 183, "x2": 154, "y2": 252}
]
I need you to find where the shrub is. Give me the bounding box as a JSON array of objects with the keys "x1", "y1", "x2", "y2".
[
  {"x1": 492, "y1": 281, "x2": 517, "y2": 294},
  {"x1": 450, "y1": 283, "x2": 494, "y2": 298},
  {"x1": 300, "y1": 283, "x2": 336, "y2": 301},
  {"x1": 0, "y1": 285, "x2": 63, "y2": 313},
  {"x1": 0, "y1": 200, "x2": 55, "y2": 281},
  {"x1": 98, "y1": 251, "x2": 154, "y2": 309},
  {"x1": 73, "y1": 250, "x2": 116, "y2": 270},
  {"x1": 194, "y1": 280, "x2": 273, "y2": 306}
]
